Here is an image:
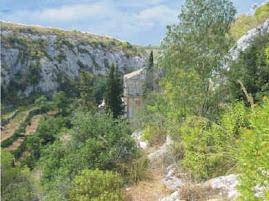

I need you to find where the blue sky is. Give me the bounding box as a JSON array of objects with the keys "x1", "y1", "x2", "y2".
[{"x1": 0, "y1": 0, "x2": 267, "y2": 45}]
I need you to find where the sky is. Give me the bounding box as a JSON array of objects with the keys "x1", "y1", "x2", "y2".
[{"x1": 0, "y1": 0, "x2": 267, "y2": 46}]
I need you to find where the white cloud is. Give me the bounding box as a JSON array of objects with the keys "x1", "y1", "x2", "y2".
[
  {"x1": 136, "y1": 5, "x2": 178, "y2": 25},
  {"x1": 38, "y1": 3, "x2": 106, "y2": 21},
  {"x1": 4, "y1": 1, "x2": 179, "y2": 45}
]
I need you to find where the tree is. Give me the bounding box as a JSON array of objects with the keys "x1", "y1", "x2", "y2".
[
  {"x1": 143, "y1": 50, "x2": 154, "y2": 97},
  {"x1": 35, "y1": 95, "x2": 53, "y2": 113},
  {"x1": 104, "y1": 65, "x2": 125, "y2": 118},
  {"x1": 53, "y1": 91, "x2": 70, "y2": 115},
  {"x1": 226, "y1": 34, "x2": 269, "y2": 103},
  {"x1": 160, "y1": 0, "x2": 236, "y2": 119},
  {"x1": 79, "y1": 70, "x2": 96, "y2": 112}
]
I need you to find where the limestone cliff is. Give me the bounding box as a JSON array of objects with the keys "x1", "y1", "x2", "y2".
[
  {"x1": 1, "y1": 22, "x2": 148, "y2": 99},
  {"x1": 228, "y1": 18, "x2": 269, "y2": 63}
]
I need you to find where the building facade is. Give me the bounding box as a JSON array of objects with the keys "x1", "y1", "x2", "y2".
[{"x1": 123, "y1": 68, "x2": 146, "y2": 119}]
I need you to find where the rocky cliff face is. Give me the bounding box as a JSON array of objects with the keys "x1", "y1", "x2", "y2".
[
  {"x1": 228, "y1": 18, "x2": 269, "y2": 63},
  {"x1": 1, "y1": 22, "x2": 148, "y2": 99}
]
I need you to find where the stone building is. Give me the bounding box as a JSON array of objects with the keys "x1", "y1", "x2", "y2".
[{"x1": 123, "y1": 68, "x2": 146, "y2": 119}]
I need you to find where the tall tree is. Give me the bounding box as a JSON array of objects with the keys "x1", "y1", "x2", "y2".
[
  {"x1": 160, "y1": 0, "x2": 236, "y2": 119},
  {"x1": 79, "y1": 70, "x2": 96, "y2": 112},
  {"x1": 53, "y1": 91, "x2": 71, "y2": 115},
  {"x1": 143, "y1": 50, "x2": 154, "y2": 97},
  {"x1": 104, "y1": 65, "x2": 125, "y2": 118}
]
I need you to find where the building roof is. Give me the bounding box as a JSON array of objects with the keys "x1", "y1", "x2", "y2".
[{"x1": 124, "y1": 68, "x2": 145, "y2": 79}]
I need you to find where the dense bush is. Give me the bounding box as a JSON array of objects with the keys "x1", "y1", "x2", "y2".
[
  {"x1": 35, "y1": 95, "x2": 54, "y2": 113},
  {"x1": 38, "y1": 112, "x2": 138, "y2": 199},
  {"x1": 69, "y1": 169, "x2": 125, "y2": 201},
  {"x1": 180, "y1": 102, "x2": 247, "y2": 180},
  {"x1": 237, "y1": 98, "x2": 269, "y2": 200},
  {"x1": 1, "y1": 149, "x2": 37, "y2": 201}
]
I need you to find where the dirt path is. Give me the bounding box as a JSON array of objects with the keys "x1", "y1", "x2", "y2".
[
  {"x1": 8, "y1": 115, "x2": 41, "y2": 151},
  {"x1": 126, "y1": 169, "x2": 171, "y2": 201},
  {"x1": 25, "y1": 115, "x2": 42, "y2": 135},
  {"x1": 8, "y1": 137, "x2": 25, "y2": 151},
  {"x1": 1, "y1": 111, "x2": 28, "y2": 142}
]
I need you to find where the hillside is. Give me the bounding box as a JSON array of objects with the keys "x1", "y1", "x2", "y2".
[
  {"x1": 1, "y1": 22, "x2": 149, "y2": 104},
  {"x1": 1, "y1": 1, "x2": 269, "y2": 201}
]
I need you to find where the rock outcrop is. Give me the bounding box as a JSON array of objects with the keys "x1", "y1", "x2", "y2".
[
  {"x1": 226, "y1": 18, "x2": 269, "y2": 67},
  {"x1": 203, "y1": 174, "x2": 240, "y2": 199},
  {"x1": 131, "y1": 131, "x2": 148, "y2": 150},
  {"x1": 1, "y1": 22, "x2": 148, "y2": 99}
]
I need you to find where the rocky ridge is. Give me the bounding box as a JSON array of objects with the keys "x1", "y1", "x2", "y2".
[
  {"x1": 1, "y1": 22, "x2": 148, "y2": 99},
  {"x1": 226, "y1": 18, "x2": 269, "y2": 66}
]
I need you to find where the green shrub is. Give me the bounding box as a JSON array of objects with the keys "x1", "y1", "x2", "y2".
[
  {"x1": 237, "y1": 98, "x2": 269, "y2": 200},
  {"x1": 55, "y1": 51, "x2": 67, "y2": 63},
  {"x1": 35, "y1": 95, "x2": 54, "y2": 113},
  {"x1": 38, "y1": 112, "x2": 138, "y2": 199},
  {"x1": 55, "y1": 37, "x2": 74, "y2": 50},
  {"x1": 28, "y1": 62, "x2": 41, "y2": 84},
  {"x1": 180, "y1": 102, "x2": 248, "y2": 180},
  {"x1": 69, "y1": 169, "x2": 125, "y2": 201}
]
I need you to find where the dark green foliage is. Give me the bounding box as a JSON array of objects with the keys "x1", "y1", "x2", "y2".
[
  {"x1": 55, "y1": 37, "x2": 74, "y2": 50},
  {"x1": 35, "y1": 95, "x2": 54, "y2": 113},
  {"x1": 78, "y1": 48, "x2": 90, "y2": 54},
  {"x1": 77, "y1": 60, "x2": 87, "y2": 69},
  {"x1": 226, "y1": 34, "x2": 269, "y2": 103},
  {"x1": 53, "y1": 91, "x2": 72, "y2": 116},
  {"x1": 1, "y1": 149, "x2": 37, "y2": 201},
  {"x1": 38, "y1": 112, "x2": 137, "y2": 199},
  {"x1": 16, "y1": 116, "x2": 67, "y2": 168},
  {"x1": 35, "y1": 117, "x2": 64, "y2": 144},
  {"x1": 55, "y1": 51, "x2": 67, "y2": 63},
  {"x1": 58, "y1": 74, "x2": 80, "y2": 98},
  {"x1": 104, "y1": 65, "x2": 125, "y2": 118},
  {"x1": 143, "y1": 50, "x2": 154, "y2": 97},
  {"x1": 1, "y1": 61, "x2": 42, "y2": 102},
  {"x1": 28, "y1": 61, "x2": 42, "y2": 84},
  {"x1": 79, "y1": 70, "x2": 97, "y2": 112},
  {"x1": 94, "y1": 76, "x2": 107, "y2": 105}
]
